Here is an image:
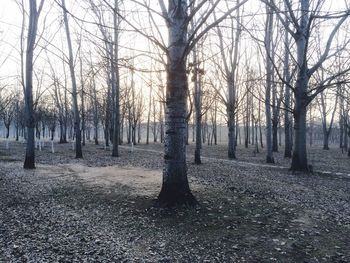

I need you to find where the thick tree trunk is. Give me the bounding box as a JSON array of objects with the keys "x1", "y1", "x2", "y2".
[
  {"x1": 323, "y1": 131, "x2": 330, "y2": 150},
  {"x1": 51, "y1": 129, "x2": 55, "y2": 140},
  {"x1": 227, "y1": 110, "x2": 236, "y2": 159},
  {"x1": 290, "y1": 0, "x2": 310, "y2": 171},
  {"x1": 291, "y1": 104, "x2": 308, "y2": 171},
  {"x1": 157, "y1": 0, "x2": 196, "y2": 207},
  {"x1": 6, "y1": 126, "x2": 10, "y2": 139}
]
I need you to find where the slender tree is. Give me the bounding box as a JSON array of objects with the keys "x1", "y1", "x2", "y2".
[
  {"x1": 61, "y1": 0, "x2": 83, "y2": 158},
  {"x1": 23, "y1": 0, "x2": 44, "y2": 169},
  {"x1": 264, "y1": 5, "x2": 275, "y2": 163},
  {"x1": 263, "y1": 0, "x2": 349, "y2": 171}
]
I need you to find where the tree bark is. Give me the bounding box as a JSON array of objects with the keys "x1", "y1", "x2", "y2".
[
  {"x1": 157, "y1": 0, "x2": 196, "y2": 207},
  {"x1": 193, "y1": 43, "x2": 202, "y2": 164},
  {"x1": 112, "y1": 0, "x2": 120, "y2": 157},
  {"x1": 264, "y1": 6, "x2": 274, "y2": 163},
  {"x1": 146, "y1": 87, "x2": 152, "y2": 145},
  {"x1": 24, "y1": 0, "x2": 42, "y2": 169},
  {"x1": 283, "y1": 17, "x2": 292, "y2": 157},
  {"x1": 62, "y1": 0, "x2": 82, "y2": 158},
  {"x1": 291, "y1": 101, "x2": 308, "y2": 171},
  {"x1": 79, "y1": 57, "x2": 86, "y2": 147}
]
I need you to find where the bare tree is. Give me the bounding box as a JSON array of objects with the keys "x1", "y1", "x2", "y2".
[
  {"x1": 1, "y1": 93, "x2": 15, "y2": 138},
  {"x1": 316, "y1": 88, "x2": 338, "y2": 150},
  {"x1": 192, "y1": 43, "x2": 203, "y2": 164},
  {"x1": 264, "y1": 4, "x2": 274, "y2": 163},
  {"x1": 151, "y1": 0, "x2": 248, "y2": 206},
  {"x1": 263, "y1": 0, "x2": 349, "y2": 171},
  {"x1": 215, "y1": 1, "x2": 242, "y2": 159},
  {"x1": 61, "y1": 0, "x2": 83, "y2": 158},
  {"x1": 23, "y1": 0, "x2": 44, "y2": 169},
  {"x1": 283, "y1": 2, "x2": 292, "y2": 158}
]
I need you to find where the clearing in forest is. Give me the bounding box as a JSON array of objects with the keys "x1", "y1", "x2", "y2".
[{"x1": 0, "y1": 142, "x2": 349, "y2": 262}]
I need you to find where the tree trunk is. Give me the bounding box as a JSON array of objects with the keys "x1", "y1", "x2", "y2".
[
  {"x1": 344, "y1": 117, "x2": 348, "y2": 151},
  {"x1": 283, "y1": 34, "x2": 292, "y2": 157},
  {"x1": 146, "y1": 87, "x2": 152, "y2": 145},
  {"x1": 92, "y1": 67, "x2": 99, "y2": 145},
  {"x1": 24, "y1": 0, "x2": 42, "y2": 169},
  {"x1": 157, "y1": 0, "x2": 196, "y2": 207},
  {"x1": 290, "y1": 0, "x2": 311, "y2": 172},
  {"x1": 339, "y1": 93, "x2": 344, "y2": 149},
  {"x1": 62, "y1": 0, "x2": 82, "y2": 158},
  {"x1": 227, "y1": 109, "x2": 236, "y2": 159},
  {"x1": 265, "y1": 7, "x2": 274, "y2": 163},
  {"x1": 194, "y1": 104, "x2": 202, "y2": 164},
  {"x1": 291, "y1": 4, "x2": 310, "y2": 171},
  {"x1": 323, "y1": 131, "x2": 330, "y2": 150},
  {"x1": 244, "y1": 112, "x2": 249, "y2": 148},
  {"x1": 185, "y1": 121, "x2": 189, "y2": 145},
  {"x1": 193, "y1": 43, "x2": 202, "y2": 164},
  {"x1": 216, "y1": 7, "x2": 240, "y2": 158},
  {"x1": 112, "y1": 0, "x2": 120, "y2": 157},
  {"x1": 105, "y1": 96, "x2": 111, "y2": 147},
  {"x1": 272, "y1": 114, "x2": 278, "y2": 152},
  {"x1": 80, "y1": 58, "x2": 86, "y2": 147},
  {"x1": 258, "y1": 99, "x2": 264, "y2": 149},
  {"x1": 6, "y1": 126, "x2": 10, "y2": 139},
  {"x1": 138, "y1": 121, "x2": 141, "y2": 144},
  {"x1": 291, "y1": 103, "x2": 308, "y2": 171}
]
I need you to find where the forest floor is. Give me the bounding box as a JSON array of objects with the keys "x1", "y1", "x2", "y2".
[{"x1": 0, "y1": 140, "x2": 349, "y2": 262}]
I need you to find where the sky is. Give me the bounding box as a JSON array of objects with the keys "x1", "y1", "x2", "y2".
[{"x1": 0, "y1": 0, "x2": 349, "y2": 117}]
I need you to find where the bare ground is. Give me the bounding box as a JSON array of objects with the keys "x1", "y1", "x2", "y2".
[{"x1": 0, "y1": 140, "x2": 349, "y2": 262}]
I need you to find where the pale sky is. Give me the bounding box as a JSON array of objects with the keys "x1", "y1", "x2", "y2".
[{"x1": 0, "y1": 0, "x2": 349, "y2": 114}]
